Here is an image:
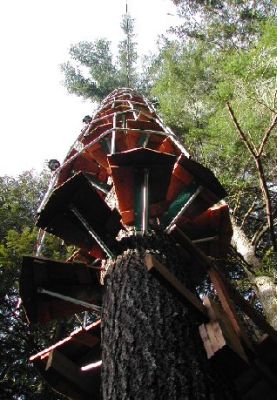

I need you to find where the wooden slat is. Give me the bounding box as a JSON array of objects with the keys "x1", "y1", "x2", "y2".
[
  {"x1": 46, "y1": 350, "x2": 94, "y2": 394},
  {"x1": 199, "y1": 324, "x2": 215, "y2": 359},
  {"x1": 72, "y1": 332, "x2": 100, "y2": 348},
  {"x1": 144, "y1": 254, "x2": 207, "y2": 316}
]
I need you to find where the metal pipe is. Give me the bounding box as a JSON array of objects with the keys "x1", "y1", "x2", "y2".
[
  {"x1": 142, "y1": 169, "x2": 149, "y2": 234},
  {"x1": 81, "y1": 360, "x2": 102, "y2": 371},
  {"x1": 111, "y1": 113, "x2": 117, "y2": 154},
  {"x1": 165, "y1": 186, "x2": 203, "y2": 234},
  {"x1": 192, "y1": 236, "x2": 218, "y2": 244},
  {"x1": 37, "y1": 287, "x2": 102, "y2": 313},
  {"x1": 70, "y1": 207, "x2": 115, "y2": 259}
]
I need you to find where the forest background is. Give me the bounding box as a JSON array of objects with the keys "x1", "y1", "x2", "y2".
[{"x1": 0, "y1": 1, "x2": 276, "y2": 398}]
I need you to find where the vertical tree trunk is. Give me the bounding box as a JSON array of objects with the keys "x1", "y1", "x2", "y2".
[
  {"x1": 101, "y1": 234, "x2": 235, "y2": 400},
  {"x1": 254, "y1": 276, "x2": 277, "y2": 330},
  {"x1": 231, "y1": 217, "x2": 277, "y2": 329}
]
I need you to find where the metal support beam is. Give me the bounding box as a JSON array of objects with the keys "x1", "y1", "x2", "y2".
[
  {"x1": 71, "y1": 207, "x2": 115, "y2": 259},
  {"x1": 135, "y1": 169, "x2": 149, "y2": 235},
  {"x1": 37, "y1": 288, "x2": 102, "y2": 313},
  {"x1": 142, "y1": 169, "x2": 149, "y2": 234},
  {"x1": 192, "y1": 236, "x2": 218, "y2": 244},
  {"x1": 111, "y1": 113, "x2": 117, "y2": 154}
]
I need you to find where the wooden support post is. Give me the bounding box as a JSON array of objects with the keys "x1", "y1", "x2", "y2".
[
  {"x1": 144, "y1": 254, "x2": 207, "y2": 317},
  {"x1": 37, "y1": 287, "x2": 102, "y2": 313},
  {"x1": 46, "y1": 350, "x2": 94, "y2": 394},
  {"x1": 172, "y1": 226, "x2": 247, "y2": 340}
]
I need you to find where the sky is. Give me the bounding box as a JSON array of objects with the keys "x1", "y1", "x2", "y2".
[{"x1": 0, "y1": 0, "x2": 179, "y2": 177}]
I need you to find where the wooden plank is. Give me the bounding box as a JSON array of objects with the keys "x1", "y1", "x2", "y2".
[
  {"x1": 46, "y1": 350, "x2": 94, "y2": 394},
  {"x1": 205, "y1": 321, "x2": 226, "y2": 355},
  {"x1": 208, "y1": 267, "x2": 244, "y2": 338},
  {"x1": 144, "y1": 254, "x2": 207, "y2": 316},
  {"x1": 72, "y1": 332, "x2": 100, "y2": 348},
  {"x1": 199, "y1": 324, "x2": 214, "y2": 359},
  {"x1": 203, "y1": 297, "x2": 248, "y2": 362}
]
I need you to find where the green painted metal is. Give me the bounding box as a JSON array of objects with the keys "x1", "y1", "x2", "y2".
[
  {"x1": 138, "y1": 132, "x2": 149, "y2": 148},
  {"x1": 101, "y1": 137, "x2": 111, "y2": 154},
  {"x1": 161, "y1": 182, "x2": 198, "y2": 227}
]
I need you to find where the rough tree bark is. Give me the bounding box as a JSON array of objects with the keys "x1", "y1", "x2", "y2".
[{"x1": 101, "y1": 234, "x2": 236, "y2": 400}]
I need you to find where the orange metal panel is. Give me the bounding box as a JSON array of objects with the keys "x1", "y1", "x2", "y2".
[
  {"x1": 82, "y1": 123, "x2": 112, "y2": 146},
  {"x1": 110, "y1": 166, "x2": 134, "y2": 224},
  {"x1": 109, "y1": 148, "x2": 176, "y2": 225},
  {"x1": 158, "y1": 137, "x2": 181, "y2": 156},
  {"x1": 127, "y1": 119, "x2": 163, "y2": 132},
  {"x1": 167, "y1": 162, "x2": 194, "y2": 203},
  {"x1": 86, "y1": 142, "x2": 109, "y2": 169},
  {"x1": 177, "y1": 204, "x2": 232, "y2": 256}
]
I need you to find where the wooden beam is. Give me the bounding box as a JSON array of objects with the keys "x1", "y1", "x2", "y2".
[
  {"x1": 172, "y1": 227, "x2": 248, "y2": 341},
  {"x1": 46, "y1": 350, "x2": 94, "y2": 394},
  {"x1": 172, "y1": 226, "x2": 277, "y2": 344},
  {"x1": 208, "y1": 268, "x2": 244, "y2": 337},
  {"x1": 203, "y1": 297, "x2": 248, "y2": 362},
  {"x1": 144, "y1": 254, "x2": 207, "y2": 316}
]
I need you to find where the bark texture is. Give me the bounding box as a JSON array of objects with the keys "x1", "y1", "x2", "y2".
[
  {"x1": 254, "y1": 276, "x2": 277, "y2": 330},
  {"x1": 101, "y1": 234, "x2": 235, "y2": 400}
]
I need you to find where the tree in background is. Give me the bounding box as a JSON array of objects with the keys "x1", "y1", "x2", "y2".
[
  {"x1": 150, "y1": 3, "x2": 277, "y2": 327},
  {"x1": 0, "y1": 171, "x2": 66, "y2": 399},
  {"x1": 172, "y1": 0, "x2": 276, "y2": 49},
  {"x1": 117, "y1": 13, "x2": 138, "y2": 88},
  {"x1": 61, "y1": 13, "x2": 139, "y2": 103}
]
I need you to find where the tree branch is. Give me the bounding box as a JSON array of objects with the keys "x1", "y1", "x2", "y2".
[
  {"x1": 255, "y1": 157, "x2": 277, "y2": 252},
  {"x1": 226, "y1": 102, "x2": 258, "y2": 158},
  {"x1": 258, "y1": 113, "x2": 277, "y2": 157},
  {"x1": 240, "y1": 199, "x2": 256, "y2": 230}
]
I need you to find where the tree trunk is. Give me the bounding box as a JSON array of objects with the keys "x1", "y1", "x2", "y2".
[
  {"x1": 101, "y1": 234, "x2": 236, "y2": 400},
  {"x1": 231, "y1": 217, "x2": 277, "y2": 329},
  {"x1": 254, "y1": 276, "x2": 277, "y2": 330},
  {"x1": 231, "y1": 216, "x2": 261, "y2": 271}
]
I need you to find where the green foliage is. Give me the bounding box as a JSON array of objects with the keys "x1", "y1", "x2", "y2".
[
  {"x1": 0, "y1": 171, "x2": 66, "y2": 399},
  {"x1": 173, "y1": 0, "x2": 277, "y2": 49},
  {"x1": 61, "y1": 13, "x2": 140, "y2": 103},
  {"x1": 61, "y1": 39, "x2": 123, "y2": 102},
  {"x1": 0, "y1": 171, "x2": 49, "y2": 241},
  {"x1": 152, "y1": 6, "x2": 276, "y2": 261},
  {"x1": 117, "y1": 13, "x2": 138, "y2": 87}
]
